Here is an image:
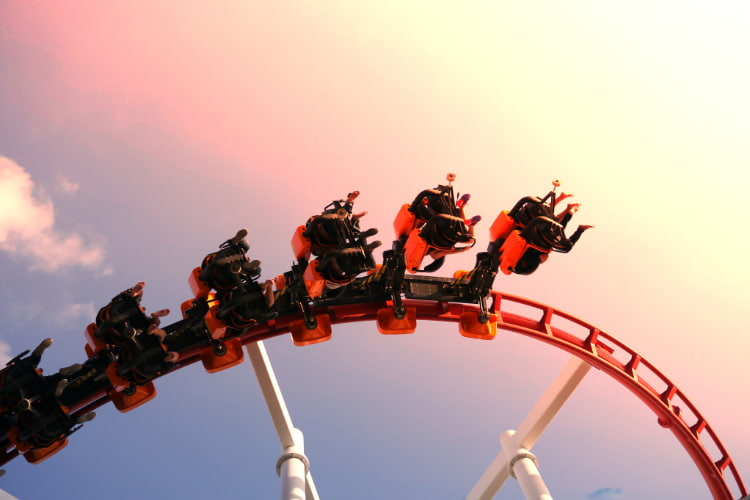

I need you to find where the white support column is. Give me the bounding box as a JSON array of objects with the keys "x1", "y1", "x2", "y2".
[
  {"x1": 500, "y1": 430, "x2": 551, "y2": 500},
  {"x1": 466, "y1": 356, "x2": 591, "y2": 500},
  {"x1": 246, "y1": 341, "x2": 320, "y2": 500},
  {"x1": 278, "y1": 428, "x2": 308, "y2": 500}
]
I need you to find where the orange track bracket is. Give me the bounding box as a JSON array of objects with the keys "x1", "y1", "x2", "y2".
[
  {"x1": 459, "y1": 311, "x2": 498, "y2": 340},
  {"x1": 108, "y1": 382, "x2": 157, "y2": 413},
  {"x1": 8, "y1": 427, "x2": 69, "y2": 464},
  {"x1": 290, "y1": 314, "x2": 333, "y2": 346},
  {"x1": 22, "y1": 438, "x2": 68, "y2": 465},
  {"x1": 200, "y1": 337, "x2": 245, "y2": 373},
  {"x1": 376, "y1": 307, "x2": 417, "y2": 334}
]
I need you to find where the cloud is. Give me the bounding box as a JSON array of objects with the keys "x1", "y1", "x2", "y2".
[
  {"x1": 8, "y1": 301, "x2": 45, "y2": 330},
  {"x1": 0, "y1": 341, "x2": 10, "y2": 365},
  {"x1": 0, "y1": 156, "x2": 107, "y2": 273},
  {"x1": 56, "y1": 175, "x2": 79, "y2": 196},
  {"x1": 587, "y1": 487, "x2": 624, "y2": 500},
  {"x1": 58, "y1": 302, "x2": 96, "y2": 323},
  {"x1": 6, "y1": 300, "x2": 96, "y2": 333}
]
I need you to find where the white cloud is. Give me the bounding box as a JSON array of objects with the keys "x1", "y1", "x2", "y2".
[
  {"x1": 56, "y1": 175, "x2": 79, "y2": 195},
  {"x1": 99, "y1": 265, "x2": 114, "y2": 277},
  {"x1": 0, "y1": 156, "x2": 107, "y2": 273},
  {"x1": 587, "y1": 488, "x2": 624, "y2": 500},
  {"x1": 7, "y1": 300, "x2": 96, "y2": 331},
  {"x1": 0, "y1": 341, "x2": 11, "y2": 366},
  {"x1": 8, "y1": 301, "x2": 45, "y2": 329},
  {"x1": 58, "y1": 302, "x2": 96, "y2": 322}
]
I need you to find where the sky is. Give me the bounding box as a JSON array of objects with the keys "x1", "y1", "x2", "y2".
[{"x1": 1, "y1": 1, "x2": 748, "y2": 499}]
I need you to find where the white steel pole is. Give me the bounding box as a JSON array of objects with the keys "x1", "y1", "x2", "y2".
[
  {"x1": 278, "y1": 428, "x2": 308, "y2": 500},
  {"x1": 466, "y1": 357, "x2": 591, "y2": 500},
  {"x1": 500, "y1": 430, "x2": 552, "y2": 500},
  {"x1": 246, "y1": 341, "x2": 320, "y2": 500}
]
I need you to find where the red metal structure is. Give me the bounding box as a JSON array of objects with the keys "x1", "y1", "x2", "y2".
[
  {"x1": 8, "y1": 290, "x2": 739, "y2": 499},
  {"x1": 1, "y1": 178, "x2": 745, "y2": 498}
]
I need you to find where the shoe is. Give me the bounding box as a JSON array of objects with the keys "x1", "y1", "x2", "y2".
[
  {"x1": 456, "y1": 194, "x2": 471, "y2": 209},
  {"x1": 466, "y1": 215, "x2": 481, "y2": 226},
  {"x1": 59, "y1": 363, "x2": 83, "y2": 376}
]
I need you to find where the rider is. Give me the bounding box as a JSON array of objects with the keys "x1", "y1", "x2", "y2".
[
  {"x1": 322, "y1": 190, "x2": 368, "y2": 224},
  {"x1": 407, "y1": 173, "x2": 481, "y2": 271},
  {"x1": 507, "y1": 181, "x2": 592, "y2": 274},
  {"x1": 96, "y1": 282, "x2": 178, "y2": 363}
]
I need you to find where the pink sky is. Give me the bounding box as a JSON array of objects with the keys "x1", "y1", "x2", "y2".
[{"x1": 1, "y1": 2, "x2": 748, "y2": 499}]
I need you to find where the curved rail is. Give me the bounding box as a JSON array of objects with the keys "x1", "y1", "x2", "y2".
[
  {"x1": 481, "y1": 291, "x2": 746, "y2": 500},
  {"x1": 256, "y1": 292, "x2": 746, "y2": 499},
  {"x1": 9, "y1": 291, "x2": 747, "y2": 499}
]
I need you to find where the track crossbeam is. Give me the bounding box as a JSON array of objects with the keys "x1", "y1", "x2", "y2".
[{"x1": 466, "y1": 357, "x2": 590, "y2": 500}]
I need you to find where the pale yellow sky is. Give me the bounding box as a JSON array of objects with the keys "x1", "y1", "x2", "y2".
[{"x1": 2, "y1": 2, "x2": 748, "y2": 497}]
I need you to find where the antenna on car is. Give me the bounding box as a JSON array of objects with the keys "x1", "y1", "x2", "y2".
[{"x1": 542, "y1": 179, "x2": 561, "y2": 205}]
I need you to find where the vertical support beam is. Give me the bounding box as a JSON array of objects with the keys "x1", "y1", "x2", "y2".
[
  {"x1": 500, "y1": 430, "x2": 552, "y2": 500},
  {"x1": 278, "y1": 428, "x2": 308, "y2": 500},
  {"x1": 466, "y1": 357, "x2": 591, "y2": 500},
  {"x1": 246, "y1": 341, "x2": 320, "y2": 500}
]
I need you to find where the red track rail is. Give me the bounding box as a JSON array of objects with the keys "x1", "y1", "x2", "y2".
[
  {"x1": 69, "y1": 291, "x2": 747, "y2": 499},
  {"x1": 286, "y1": 293, "x2": 746, "y2": 499},
  {"x1": 479, "y1": 291, "x2": 747, "y2": 500}
]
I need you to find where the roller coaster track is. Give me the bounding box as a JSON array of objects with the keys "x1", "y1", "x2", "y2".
[{"x1": 19, "y1": 275, "x2": 742, "y2": 500}]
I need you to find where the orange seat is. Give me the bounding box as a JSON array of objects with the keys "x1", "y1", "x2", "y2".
[
  {"x1": 302, "y1": 259, "x2": 326, "y2": 299},
  {"x1": 393, "y1": 203, "x2": 416, "y2": 238},
  {"x1": 498, "y1": 230, "x2": 529, "y2": 275},
  {"x1": 489, "y1": 211, "x2": 515, "y2": 242},
  {"x1": 404, "y1": 228, "x2": 430, "y2": 273},
  {"x1": 204, "y1": 299, "x2": 228, "y2": 340},
  {"x1": 105, "y1": 362, "x2": 131, "y2": 393},
  {"x1": 188, "y1": 267, "x2": 211, "y2": 300},
  {"x1": 84, "y1": 323, "x2": 107, "y2": 356},
  {"x1": 291, "y1": 225, "x2": 312, "y2": 262}
]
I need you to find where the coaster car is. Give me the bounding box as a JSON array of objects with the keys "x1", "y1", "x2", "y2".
[
  {"x1": 286, "y1": 192, "x2": 381, "y2": 346},
  {"x1": 187, "y1": 230, "x2": 279, "y2": 373},
  {"x1": 292, "y1": 191, "x2": 381, "y2": 299},
  {"x1": 93, "y1": 284, "x2": 152, "y2": 347},
  {"x1": 1, "y1": 339, "x2": 95, "y2": 464},
  {"x1": 489, "y1": 180, "x2": 591, "y2": 275},
  {"x1": 7, "y1": 389, "x2": 94, "y2": 465},
  {"x1": 86, "y1": 283, "x2": 174, "y2": 410},
  {"x1": 0, "y1": 340, "x2": 49, "y2": 415},
  {"x1": 394, "y1": 173, "x2": 480, "y2": 273},
  {"x1": 196, "y1": 229, "x2": 258, "y2": 295},
  {"x1": 192, "y1": 229, "x2": 277, "y2": 332},
  {"x1": 215, "y1": 279, "x2": 277, "y2": 331}
]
